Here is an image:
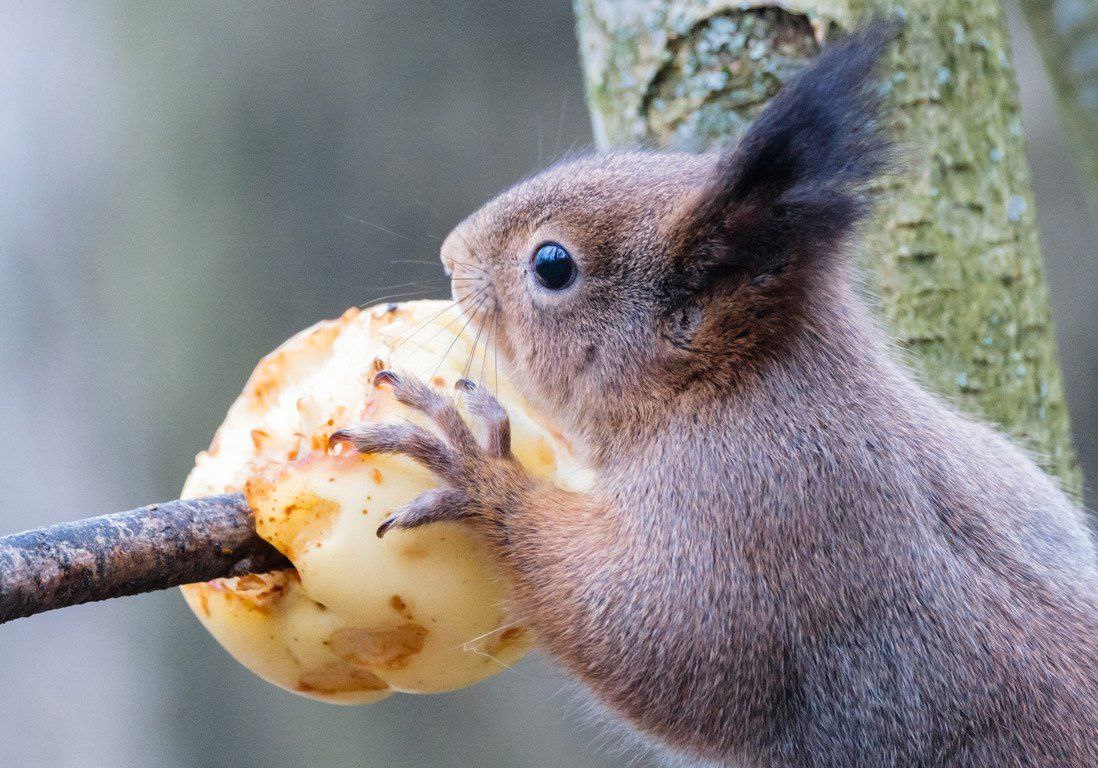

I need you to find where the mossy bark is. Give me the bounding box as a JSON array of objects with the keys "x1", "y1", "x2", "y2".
[
  {"x1": 574, "y1": 0, "x2": 1081, "y2": 492},
  {"x1": 1021, "y1": 0, "x2": 1098, "y2": 223}
]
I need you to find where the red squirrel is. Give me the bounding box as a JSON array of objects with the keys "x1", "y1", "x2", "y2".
[{"x1": 333, "y1": 25, "x2": 1098, "y2": 768}]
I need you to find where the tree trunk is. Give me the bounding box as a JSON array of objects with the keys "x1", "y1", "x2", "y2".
[
  {"x1": 574, "y1": 0, "x2": 1081, "y2": 492},
  {"x1": 1020, "y1": 0, "x2": 1098, "y2": 224}
]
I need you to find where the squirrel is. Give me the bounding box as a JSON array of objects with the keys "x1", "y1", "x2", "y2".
[{"x1": 332, "y1": 24, "x2": 1098, "y2": 768}]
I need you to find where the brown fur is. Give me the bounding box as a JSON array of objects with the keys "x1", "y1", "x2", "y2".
[{"x1": 346, "y1": 29, "x2": 1098, "y2": 767}]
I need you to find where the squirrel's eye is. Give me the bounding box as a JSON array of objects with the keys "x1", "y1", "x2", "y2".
[{"x1": 532, "y1": 242, "x2": 576, "y2": 291}]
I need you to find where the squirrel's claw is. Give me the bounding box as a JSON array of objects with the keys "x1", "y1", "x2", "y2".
[
  {"x1": 330, "y1": 422, "x2": 462, "y2": 483},
  {"x1": 375, "y1": 370, "x2": 480, "y2": 454},
  {"x1": 376, "y1": 487, "x2": 471, "y2": 538},
  {"x1": 336, "y1": 373, "x2": 525, "y2": 537},
  {"x1": 455, "y1": 379, "x2": 512, "y2": 458}
]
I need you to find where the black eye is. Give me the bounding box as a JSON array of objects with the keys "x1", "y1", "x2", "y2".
[{"x1": 532, "y1": 242, "x2": 576, "y2": 290}]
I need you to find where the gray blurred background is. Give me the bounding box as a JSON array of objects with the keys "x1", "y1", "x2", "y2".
[{"x1": 0, "y1": 2, "x2": 1093, "y2": 767}]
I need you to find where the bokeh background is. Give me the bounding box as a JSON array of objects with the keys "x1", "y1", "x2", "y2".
[{"x1": 0, "y1": 2, "x2": 1093, "y2": 767}]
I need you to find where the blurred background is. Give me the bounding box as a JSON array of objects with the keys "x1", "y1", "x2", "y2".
[{"x1": 0, "y1": 2, "x2": 1093, "y2": 767}]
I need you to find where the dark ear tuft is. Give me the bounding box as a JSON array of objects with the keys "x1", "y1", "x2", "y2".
[{"x1": 682, "y1": 21, "x2": 897, "y2": 282}]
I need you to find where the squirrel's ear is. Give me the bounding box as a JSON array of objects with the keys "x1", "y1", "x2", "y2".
[{"x1": 677, "y1": 22, "x2": 896, "y2": 284}]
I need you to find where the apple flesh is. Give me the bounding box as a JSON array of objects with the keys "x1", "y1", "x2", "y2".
[{"x1": 181, "y1": 301, "x2": 589, "y2": 704}]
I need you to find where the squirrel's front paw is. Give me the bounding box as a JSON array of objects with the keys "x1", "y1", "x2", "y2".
[{"x1": 331, "y1": 371, "x2": 527, "y2": 537}]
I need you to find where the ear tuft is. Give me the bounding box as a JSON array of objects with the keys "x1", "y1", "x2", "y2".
[{"x1": 683, "y1": 21, "x2": 898, "y2": 281}]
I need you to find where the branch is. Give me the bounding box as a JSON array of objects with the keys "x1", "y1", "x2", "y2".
[{"x1": 0, "y1": 494, "x2": 291, "y2": 624}]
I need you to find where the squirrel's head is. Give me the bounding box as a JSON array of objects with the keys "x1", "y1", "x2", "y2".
[{"x1": 442, "y1": 24, "x2": 895, "y2": 434}]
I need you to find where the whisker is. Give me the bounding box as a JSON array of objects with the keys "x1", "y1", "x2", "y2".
[
  {"x1": 368, "y1": 278, "x2": 448, "y2": 291},
  {"x1": 345, "y1": 211, "x2": 488, "y2": 261},
  {"x1": 388, "y1": 258, "x2": 443, "y2": 266},
  {"x1": 409, "y1": 198, "x2": 450, "y2": 241},
  {"x1": 401, "y1": 299, "x2": 484, "y2": 361},
  {"x1": 359, "y1": 286, "x2": 449, "y2": 308},
  {"x1": 389, "y1": 289, "x2": 484, "y2": 364},
  {"x1": 344, "y1": 215, "x2": 415, "y2": 242},
  {"x1": 483, "y1": 308, "x2": 498, "y2": 391},
  {"x1": 450, "y1": 269, "x2": 491, "y2": 279},
  {"x1": 430, "y1": 295, "x2": 486, "y2": 382},
  {"x1": 462, "y1": 302, "x2": 488, "y2": 381},
  {"x1": 457, "y1": 620, "x2": 523, "y2": 652},
  {"x1": 358, "y1": 273, "x2": 447, "y2": 299},
  {"x1": 455, "y1": 626, "x2": 538, "y2": 680},
  {"x1": 450, "y1": 257, "x2": 486, "y2": 270},
  {"x1": 390, "y1": 257, "x2": 483, "y2": 272},
  {"x1": 479, "y1": 308, "x2": 491, "y2": 386},
  {"x1": 386, "y1": 299, "x2": 471, "y2": 357},
  {"x1": 492, "y1": 311, "x2": 500, "y2": 396}
]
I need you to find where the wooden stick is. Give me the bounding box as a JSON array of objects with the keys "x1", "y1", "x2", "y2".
[{"x1": 0, "y1": 493, "x2": 291, "y2": 624}]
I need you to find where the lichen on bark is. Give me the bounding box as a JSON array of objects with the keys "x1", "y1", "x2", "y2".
[{"x1": 574, "y1": 0, "x2": 1081, "y2": 492}]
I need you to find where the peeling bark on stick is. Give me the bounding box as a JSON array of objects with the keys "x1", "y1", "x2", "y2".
[
  {"x1": 0, "y1": 494, "x2": 290, "y2": 624},
  {"x1": 574, "y1": 0, "x2": 1081, "y2": 492}
]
